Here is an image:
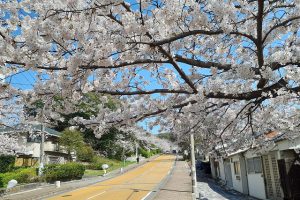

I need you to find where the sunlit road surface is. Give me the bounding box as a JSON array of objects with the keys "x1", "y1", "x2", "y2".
[{"x1": 48, "y1": 155, "x2": 175, "y2": 200}]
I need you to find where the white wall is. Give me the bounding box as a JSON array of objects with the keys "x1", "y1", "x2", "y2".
[
  {"x1": 26, "y1": 143, "x2": 40, "y2": 157},
  {"x1": 16, "y1": 136, "x2": 40, "y2": 157},
  {"x1": 44, "y1": 141, "x2": 56, "y2": 152},
  {"x1": 230, "y1": 155, "x2": 244, "y2": 193}
]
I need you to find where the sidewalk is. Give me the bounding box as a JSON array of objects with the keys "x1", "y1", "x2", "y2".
[
  {"x1": 1, "y1": 156, "x2": 157, "y2": 200},
  {"x1": 152, "y1": 160, "x2": 192, "y2": 200}
]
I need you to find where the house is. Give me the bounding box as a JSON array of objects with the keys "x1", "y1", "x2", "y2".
[
  {"x1": 0, "y1": 125, "x2": 70, "y2": 166},
  {"x1": 258, "y1": 132, "x2": 300, "y2": 200},
  {"x1": 227, "y1": 149, "x2": 249, "y2": 195},
  {"x1": 208, "y1": 132, "x2": 300, "y2": 200}
]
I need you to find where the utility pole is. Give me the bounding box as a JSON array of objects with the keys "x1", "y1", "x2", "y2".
[
  {"x1": 120, "y1": 142, "x2": 125, "y2": 173},
  {"x1": 190, "y1": 133, "x2": 197, "y2": 199},
  {"x1": 135, "y1": 142, "x2": 138, "y2": 161},
  {"x1": 38, "y1": 101, "x2": 47, "y2": 176},
  {"x1": 39, "y1": 122, "x2": 45, "y2": 175}
]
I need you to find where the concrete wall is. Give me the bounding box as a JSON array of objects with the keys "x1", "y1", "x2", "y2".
[
  {"x1": 210, "y1": 157, "x2": 217, "y2": 179},
  {"x1": 240, "y1": 155, "x2": 249, "y2": 194},
  {"x1": 218, "y1": 158, "x2": 226, "y2": 181}
]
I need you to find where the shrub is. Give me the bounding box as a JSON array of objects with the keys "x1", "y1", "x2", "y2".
[
  {"x1": 139, "y1": 148, "x2": 151, "y2": 158},
  {"x1": 85, "y1": 156, "x2": 121, "y2": 170},
  {"x1": 0, "y1": 168, "x2": 38, "y2": 188},
  {"x1": 77, "y1": 145, "x2": 94, "y2": 162},
  {"x1": 86, "y1": 157, "x2": 109, "y2": 170},
  {"x1": 86, "y1": 162, "x2": 103, "y2": 170},
  {"x1": 0, "y1": 155, "x2": 16, "y2": 173},
  {"x1": 150, "y1": 149, "x2": 161, "y2": 155},
  {"x1": 44, "y1": 163, "x2": 85, "y2": 182}
]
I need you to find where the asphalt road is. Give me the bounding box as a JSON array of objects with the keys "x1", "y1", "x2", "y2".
[{"x1": 47, "y1": 155, "x2": 175, "y2": 200}]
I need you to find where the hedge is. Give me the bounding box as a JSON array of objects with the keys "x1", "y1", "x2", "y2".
[
  {"x1": 0, "y1": 155, "x2": 16, "y2": 173},
  {"x1": 43, "y1": 163, "x2": 85, "y2": 182},
  {"x1": 0, "y1": 168, "x2": 38, "y2": 188}
]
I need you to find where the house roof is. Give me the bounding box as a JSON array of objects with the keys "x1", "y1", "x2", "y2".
[
  {"x1": 226, "y1": 148, "x2": 250, "y2": 157},
  {"x1": 0, "y1": 124, "x2": 61, "y2": 137},
  {"x1": 264, "y1": 130, "x2": 279, "y2": 139}
]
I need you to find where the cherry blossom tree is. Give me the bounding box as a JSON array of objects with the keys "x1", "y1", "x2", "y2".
[
  {"x1": 1, "y1": 0, "x2": 300, "y2": 154},
  {"x1": 0, "y1": 134, "x2": 22, "y2": 155},
  {"x1": 0, "y1": 82, "x2": 24, "y2": 128}
]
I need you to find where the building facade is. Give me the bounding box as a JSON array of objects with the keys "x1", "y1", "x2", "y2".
[
  {"x1": 209, "y1": 135, "x2": 300, "y2": 200},
  {"x1": 0, "y1": 125, "x2": 69, "y2": 166}
]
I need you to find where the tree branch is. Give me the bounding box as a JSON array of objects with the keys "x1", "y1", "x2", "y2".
[
  {"x1": 263, "y1": 16, "x2": 300, "y2": 43},
  {"x1": 158, "y1": 46, "x2": 198, "y2": 93},
  {"x1": 205, "y1": 78, "x2": 288, "y2": 100},
  {"x1": 95, "y1": 89, "x2": 193, "y2": 95},
  {"x1": 174, "y1": 55, "x2": 231, "y2": 71}
]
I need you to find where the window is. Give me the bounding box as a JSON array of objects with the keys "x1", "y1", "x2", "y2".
[
  {"x1": 247, "y1": 157, "x2": 262, "y2": 173},
  {"x1": 27, "y1": 133, "x2": 41, "y2": 143},
  {"x1": 253, "y1": 157, "x2": 262, "y2": 173},
  {"x1": 234, "y1": 161, "x2": 240, "y2": 175},
  {"x1": 247, "y1": 158, "x2": 254, "y2": 173}
]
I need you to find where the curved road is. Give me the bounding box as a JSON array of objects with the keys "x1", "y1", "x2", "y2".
[{"x1": 48, "y1": 155, "x2": 175, "y2": 200}]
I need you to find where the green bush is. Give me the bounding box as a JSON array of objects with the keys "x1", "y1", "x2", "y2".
[
  {"x1": 150, "y1": 148, "x2": 161, "y2": 155},
  {"x1": 139, "y1": 148, "x2": 151, "y2": 158},
  {"x1": 0, "y1": 168, "x2": 38, "y2": 188},
  {"x1": 0, "y1": 155, "x2": 16, "y2": 173},
  {"x1": 44, "y1": 163, "x2": 85, "y2": 182},
  {"x1": 77, "y1": 145, "x2": 94, "y2": 162}
]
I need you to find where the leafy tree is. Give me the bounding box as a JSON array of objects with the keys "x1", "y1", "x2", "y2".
[
  {"x1": 59, "y1": 129, "x2": 84, "y2": 161},
  {"x1": 84, "y1": 127, "x2": 136, "y2": 160},
  {"x1": 76, "y1": 145, "x2": 94, "y2": 162}
]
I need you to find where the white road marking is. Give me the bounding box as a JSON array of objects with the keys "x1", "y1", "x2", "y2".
[
  {"x1": 5, "y1": 188, "x2": 42, "y2": 196},
  {"x1": 86, "y1": 191, "x2": 106, "y2": 200},
  {"x1": 141, "y1": 191, "x2": 152, "y2": 200}
]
